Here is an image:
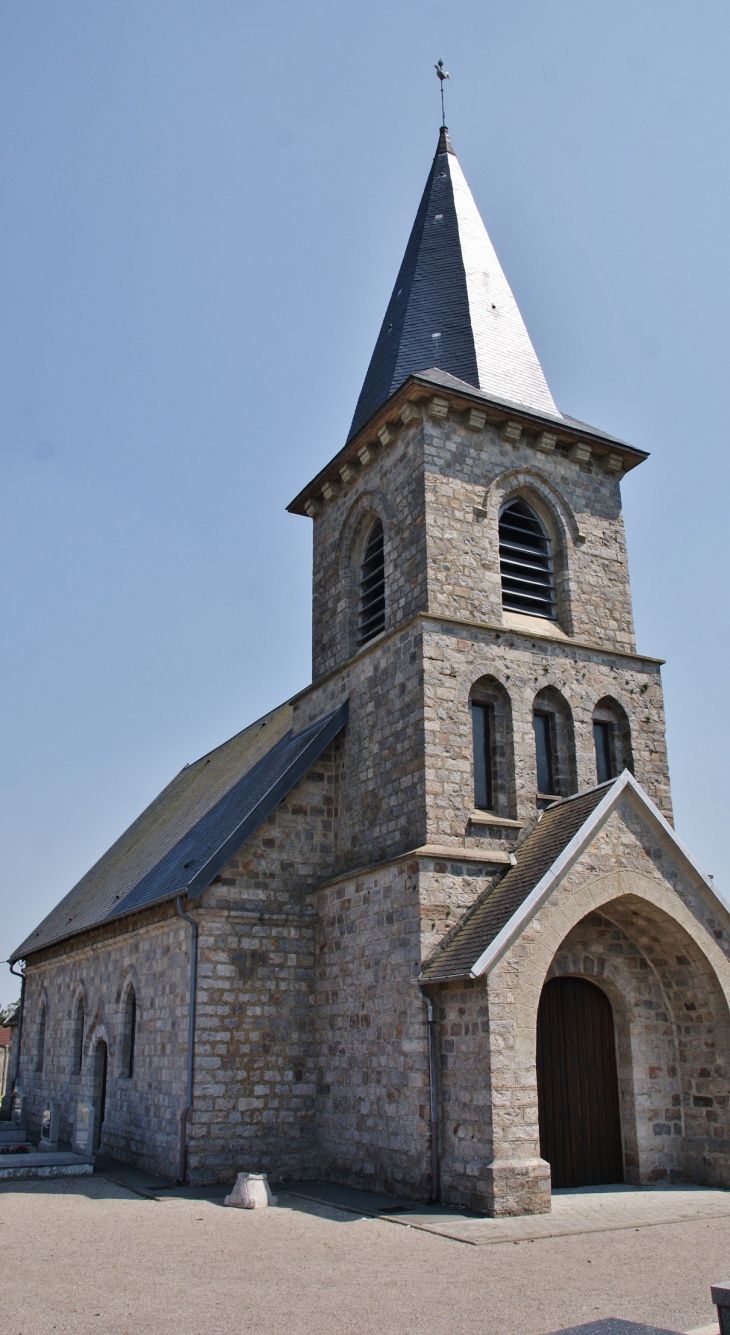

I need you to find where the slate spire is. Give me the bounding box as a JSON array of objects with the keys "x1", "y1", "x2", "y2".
[{"x1": 348, "y1": 128, "x2": 558, "y2": 440}]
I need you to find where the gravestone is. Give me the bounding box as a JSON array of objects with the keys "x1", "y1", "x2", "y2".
[
  {"x1": 38, "y1": 1100, "x2": 61, "y2": 1151},
  {"x1": 10, "y1": 1087, "x2": 25, "y2": 1126},
  {"x1": 72, "y1": 1100, "x2": 95, "y2": 1157}
]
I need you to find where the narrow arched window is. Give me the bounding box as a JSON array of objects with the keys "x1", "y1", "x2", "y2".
[
  {"x1": 72, "y1": 997, "x2": 84, "y2": 1075},
  {"x1": 533, "y1": 686, "x2": 577, "y2": 803},
  {"x1": 469, "y1": 676, "x2": 516, "y2": 818},
  {"x1": 36, "y1": 1002, "x2": 47, "y2": 1072},
  {"x1": 121, "y1": 987, "x2": 137, "y2": 1078},
  {"x1": 593, "y1": 697, "x2": 633, "y2": 782},
  {"x1": 499, "y1": 499, "x2": 555, "y2": 618},
  {"x1": 358, "y1": 519, "x2": 385, "y2": 646},
  {"x1": 472, "y1": 700, "x2": 494, "y2": 811}
]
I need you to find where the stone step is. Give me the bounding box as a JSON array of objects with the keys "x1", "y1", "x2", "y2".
[{"x1": 0, "y1": 1150, "x2": 93, "y2": 1182}]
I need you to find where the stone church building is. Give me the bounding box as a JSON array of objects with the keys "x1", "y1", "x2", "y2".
[{"x1": 10, "y1": 125, "x2": 730, "y2": 1216}]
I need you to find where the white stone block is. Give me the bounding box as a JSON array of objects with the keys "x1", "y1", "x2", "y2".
[{"x1": 224, "y1": 1172, "x2": 277, "y2": 1209}]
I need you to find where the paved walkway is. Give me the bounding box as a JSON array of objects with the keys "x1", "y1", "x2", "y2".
[
  {"x1": 0, "y1": 1175, "x2": 727, "y2": 1335},
  {"x1": 281, "y1": 1181, "x2": 730, "y2": 1247}
]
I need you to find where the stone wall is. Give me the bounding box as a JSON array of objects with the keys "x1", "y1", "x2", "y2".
[
  {"x1": 421, "y1": 621, "x2": 671, "y2": 837},
  {"x1": 19, "y1": 904, "x2": 188, "y2": 1177},
  {"x1": 185, "y1": 739, "x2": 343, "y2": 1182},
  {"x1": 307, "y1": 403, "x2": 640, "y2": 684},
  {"x1": 314, "y1": 857, "x2": 432, "y2": 1199},
  {"x1": 421, "y1": 411, "x2": 637, "y2": 651},
  {"x1": 310, "y1": 420, "x2": 427, "y2": 681},
  {"x1": 292, "y1": 625, "x2": 426, "y2": 875},
  {"x1": 187, "y1": 905, "x2": 317, "y2": 1183},
  {"x1": 303, "y1": 395, "x2": 671, "y2": 862}
]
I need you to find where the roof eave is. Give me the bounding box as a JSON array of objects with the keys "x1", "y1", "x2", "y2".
[
  {"x1": 10, "y1": 699, "x2": 351, "y2": 965},
  {"x1": 286, "y1": 373, "x2": 649, "y2": 516}
]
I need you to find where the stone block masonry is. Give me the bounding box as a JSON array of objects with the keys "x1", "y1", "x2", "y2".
[
  {"x1": 314, "y1": 857, "x2": 432, "y2": 1199},
  {"x1": 19, "y1": 905, "x2": 191, "y2": 1179}
]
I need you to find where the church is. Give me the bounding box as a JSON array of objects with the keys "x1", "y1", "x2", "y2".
[{"x1": 10, "y1": 123, "x2": 730, "y2": 1216}]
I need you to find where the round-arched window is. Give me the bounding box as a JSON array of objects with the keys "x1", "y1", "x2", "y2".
[{"x1": 498, "y1": 499, "x2": 555, "y2": 618}]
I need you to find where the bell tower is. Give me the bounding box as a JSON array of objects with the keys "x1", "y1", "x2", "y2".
[
  {"x1": 288, "y1": 125, "x2": 671, "y2": 858},
  {"x1": 284, "y1": 122, "x2": 688, "y2": 1213}
]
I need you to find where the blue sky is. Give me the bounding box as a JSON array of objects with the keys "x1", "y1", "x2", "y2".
[{"x1": 1, "y1": 1, "x2": 728, "y2": 1003}]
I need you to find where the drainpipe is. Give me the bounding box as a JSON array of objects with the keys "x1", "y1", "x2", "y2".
[
  {"x1": 8, "y1": 962, "x2": 25, "y2": 1091},
  {"x1": 419, "y1": 986, "x2": 440, "y2": 1203},
  {"x1": 176, "y1": 897, "x2": 198, "y2": 1184}
]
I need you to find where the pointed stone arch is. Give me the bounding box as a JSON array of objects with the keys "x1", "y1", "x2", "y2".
[
  {"x1": 482, "y1": 467, "x2": 585, "y2": 548},
  {"x1": 490, "y1": 870, "x2": 730, "y2": 1193}
]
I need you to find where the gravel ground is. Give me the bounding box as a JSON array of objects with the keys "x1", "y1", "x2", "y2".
[{"x1": 0, "y1": 1176, "x2": 726, "y2": 1335}]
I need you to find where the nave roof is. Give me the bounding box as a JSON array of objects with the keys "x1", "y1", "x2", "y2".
[{"x1": 11, "y1": 699, "x2": 348, "y2": 962}]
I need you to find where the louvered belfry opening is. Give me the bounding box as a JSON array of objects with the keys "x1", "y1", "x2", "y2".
[
  {"x1": 499, "y1": 499, "x2": 555, "y2": 618},
  {"x1": 358, "y1": 519, "x2": 385, "y2": 646}
]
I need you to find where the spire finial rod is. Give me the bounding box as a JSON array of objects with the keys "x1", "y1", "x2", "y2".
[{"x1": 434, "y1": 59, "x2": 450, "y2": 128}]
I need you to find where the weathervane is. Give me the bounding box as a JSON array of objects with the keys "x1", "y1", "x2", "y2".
[{"x1": 434, "y1": 59, "x2": 450, "y2": 127}]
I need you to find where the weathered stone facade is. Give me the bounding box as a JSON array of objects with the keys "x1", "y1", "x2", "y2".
[
  {"x1": 19, "y1": 905, "x2": 189, "y2": 1176},
  {"x1": 12, "y1": 131, "x2": 729, "y2": 1216}
]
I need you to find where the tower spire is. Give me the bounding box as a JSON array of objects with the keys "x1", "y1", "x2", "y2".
[{"x1": 347, "y1": 127, "x2": 558, "y2": 441}]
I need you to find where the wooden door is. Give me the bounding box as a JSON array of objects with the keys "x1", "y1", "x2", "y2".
[{"x1": 537, "y1": 976, "x2": 623, "y2": 1188}]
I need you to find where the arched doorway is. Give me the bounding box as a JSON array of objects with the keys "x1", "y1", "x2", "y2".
[
  {"x1": 92, "y1": 1040, "x2": 108, "y2": 1153},
  {"x1": 537, "y1": 976, "x2": 623, "y2": 1188}
]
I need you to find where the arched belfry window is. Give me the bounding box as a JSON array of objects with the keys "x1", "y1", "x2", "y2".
[
  {"x1": 358, "y1": 518, "x2": 385, "y2": 646},
  {"x1": 499, "y1": 499, "x2": 555, "y2": 619}
]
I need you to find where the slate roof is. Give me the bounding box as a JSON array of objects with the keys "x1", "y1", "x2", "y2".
[
  {"x1": 11, "y1": 699, "x2": 348, "y2": 962},
  {"x1": 420, "y1": 784, "x2": 612, "y2": 982},
  {"x1": 348, "y1": 126, "x2": 557, "y2": 441}
]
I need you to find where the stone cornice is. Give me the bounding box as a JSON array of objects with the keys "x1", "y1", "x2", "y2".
[{"x1": 286, "y1": 373, "x2": 648, "y2": 518}]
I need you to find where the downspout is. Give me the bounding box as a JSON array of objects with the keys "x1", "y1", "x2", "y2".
[
  {"x1": 175, "y1": 897, "x2": 198, "y2": 1184},
  {"x1": 8, "y1": 962, "x2": 25, "y2": 1091},
  {"x1": 419, "y1": 986, "x2": 440, "y2": 1203}
]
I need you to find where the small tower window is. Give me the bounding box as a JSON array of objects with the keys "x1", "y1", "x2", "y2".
[
  {"x1": 469, "y1": 676, "x2": 516, "y2": 819},
  {"x1": 533, "y1": 686, "x2": 577, "y2": 803},
  {"x1": 593, "y1": 697, "x2": 633, "y2": 782},
  {"x1": 499, "y1": 500, "x2": 555, "y2": 618},
  {"x1": 533, "y1": 712, "x2": 555, "y2": 796},
  {"x1": 593, "y1": 720, "x2": 614, "y2": 784},
  {"x1": 358, "y1": 519, "x2": 385, "y2": 646},
  {"x1": 471, "y1": 702, "x2": 494, "y2": 811}
]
